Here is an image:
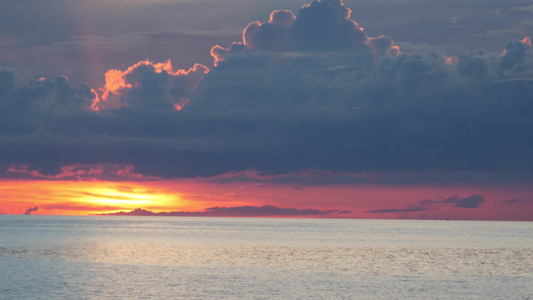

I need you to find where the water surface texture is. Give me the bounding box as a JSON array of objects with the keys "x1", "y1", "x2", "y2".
[{"x1": 1, "y1": 216, "x2": 532, "y2": 299}]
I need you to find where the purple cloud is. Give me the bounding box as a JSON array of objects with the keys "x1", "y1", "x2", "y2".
[
  {"x1": 367, "y1": 194, "x2": 487, "y2": 214},
  {"x1": 502, "y1": 199, "x2": 521, "y2": 203},
  {"x1": 366, "y1": 206, "x2": 425, "y2": 214},
  {"x1": 444, "y1": 195, "x2": 486, "y2": 208}
]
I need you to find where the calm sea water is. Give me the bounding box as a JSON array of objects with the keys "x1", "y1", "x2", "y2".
[{"x1": 0, "y1": 216, "x2": 532, "y2": 299}]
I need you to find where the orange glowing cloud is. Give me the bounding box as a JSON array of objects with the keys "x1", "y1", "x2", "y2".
[
  {"x1": 388, "y1": 45, "x2": 401, "y2": 57},
  {"x1": 500, "y1": 36, "x2": 531, "y2": 57},
  {"x1": 93, "y1": 60, "x2": 208, "y2": 111},
  {"x1": 445, "y1": 56, "x2": 455, "y2": 65},
  {"x1": 211, "y1": 44, "x2": 229, "y2": 66},
  {"x1": 100, "y1": 60, "x2": 175, "y2": 101},
  {"x1": 521, "y1": 36, "x2": 532, "y2": 47},
  {"x1": 366, "y1": 35, "x2": 401, "y2": 66},
  {"x1": 174, "y1": 99, "x2": 189, "y2": 111}
]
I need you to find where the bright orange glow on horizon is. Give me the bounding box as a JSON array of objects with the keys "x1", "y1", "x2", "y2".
[
  {"x1": 0, "y1": 180, "x2": 200, "y2": 215},
  {"x1": 1, "y1": 177, "x2": 532, "y2": 221}
]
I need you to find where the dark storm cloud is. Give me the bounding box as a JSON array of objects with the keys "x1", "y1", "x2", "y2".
[
  {"x1": 1, "y1": 0, "x2": 533, "y2": 181},
  {"x1": 242, "y1": 0, "x2": 370, "y2": 53},
  {"x1": 101, "y1": 205, "x2": 344, "y2": 217},
  {"x1": 0, "y1": 70, "x2": 96, "y2": 131},
  {"x1": 190, "y1": 32, "x2": 532, "y2": 176}
]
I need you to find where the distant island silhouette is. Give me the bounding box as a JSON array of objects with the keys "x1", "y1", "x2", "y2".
[{"x1": 97, "y1": 205, "x2": 352, "y2": 217}]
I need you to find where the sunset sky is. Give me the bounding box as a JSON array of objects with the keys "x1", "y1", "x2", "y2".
[{"x1": 1, "y1": 0, "x2": 532, "y2": 220}]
